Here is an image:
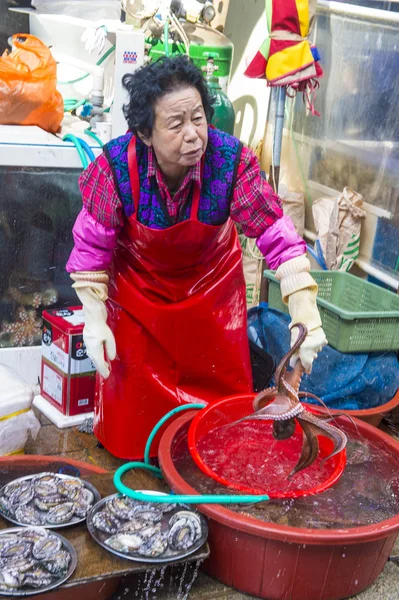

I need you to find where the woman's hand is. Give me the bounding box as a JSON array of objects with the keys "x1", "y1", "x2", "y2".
[
  {"x1": 71, "y1": 277, "x2": 116, "y2": 379},
  {"x1": 275, "y1": 256, "x2": 328, "y2": 373}
]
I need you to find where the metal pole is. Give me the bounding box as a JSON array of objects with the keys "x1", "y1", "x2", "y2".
[{"x1": 269, "y1": 86, "x2": 287, "y2": 192}]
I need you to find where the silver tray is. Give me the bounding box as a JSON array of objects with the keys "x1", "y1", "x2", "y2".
[
  {"x1": 0, "y1": 527, "x2": 77, "y2": 596},
  {"x1": 87, "y1": 491, "x2": 208, "y2": 564},
  {"x1": 0, "y1": 473, "x2": 101, "y2": 529}
]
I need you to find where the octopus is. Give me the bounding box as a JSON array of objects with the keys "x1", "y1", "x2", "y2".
[
  {"x1": 241, "y1": 323, "x2": 347, "y2": 477},
  {"x1": 0, "y1": 306, "x2": 42, "y2": 347}
]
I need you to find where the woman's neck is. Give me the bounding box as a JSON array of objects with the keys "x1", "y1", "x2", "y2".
[{"x1": 155, "y1": 155, "x2": 188, "y2": 193}]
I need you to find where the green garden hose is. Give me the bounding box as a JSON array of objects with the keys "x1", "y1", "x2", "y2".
[
  {"x1": 113, "y1": 404, "x2": 270, "y2": 505},
  {"x1": 84, "y1": 127, "x2": 104, "y2": 147},
  {"x1": 63, "y1": 98, "x2": 88, "y2": 113},
  {"x1": 62, "y1": 134, "x2": 88, "y2": 169},
  {"x1": 58, "y1": 45, "x2": 116, "y2": 86}
]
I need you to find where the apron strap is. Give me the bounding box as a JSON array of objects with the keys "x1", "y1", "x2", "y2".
[
  {"x1": 190, "y1": 155, "x2": 205, "y2": 220},
  {"x1": 128, "y1": 136, "x2": 141, "y2": 206}
]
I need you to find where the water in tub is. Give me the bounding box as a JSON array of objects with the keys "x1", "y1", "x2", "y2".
[{"x1": 173, "y1": 422, "x2": 399, "y2": 529}]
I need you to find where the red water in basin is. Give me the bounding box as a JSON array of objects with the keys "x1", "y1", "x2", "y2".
[{"x1": 196, "y1": 420, "x2": 338, "y2": 497}]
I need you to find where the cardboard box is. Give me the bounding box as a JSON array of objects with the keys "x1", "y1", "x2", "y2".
[{"x1": 41, "y1": 307, "x2": 96, "y2": 416}]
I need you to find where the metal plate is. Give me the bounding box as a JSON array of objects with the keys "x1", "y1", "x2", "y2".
[
  {"x1": 87, "y1": 491, "x2": 208, "y2": 564},
  {"x1": 0, "y1": 473, "x2": 101, "y2": 529},
  {"x1": 0, "y1": 526, "x2": 77, "y2": 596}
]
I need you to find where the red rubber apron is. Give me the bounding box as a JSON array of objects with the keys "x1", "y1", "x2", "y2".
[{"x1": 94, "y1": 137, "x2": 252, "y2": 459}]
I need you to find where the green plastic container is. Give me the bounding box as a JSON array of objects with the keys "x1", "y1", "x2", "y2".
[
  {"x1": 265, "y1": 270, "x2": 399, "y2": 353},
  {"x1": 146, "y1": 23, "x2": 233, "y2": 82}
]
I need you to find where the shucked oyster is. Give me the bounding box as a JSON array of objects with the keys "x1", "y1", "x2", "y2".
[
  {"x1": 15, "y1": 505, "x2": 45, "y2": 526},
  {"x1": 131, "y1": 505, "x2": 163, "y2": 523},
  {"x1": 138, "y1": 523, "x2": 162, "y2": 542},
  {"x1": 0, "y1": 528, "x2": 72, "y2": 592},
  {"x1": 34, "y1": 494, "x2": 66, "y2": 512},
  {"x1": 9, "y1": 485, "x2": 35, "y2": 508},
  {"x1": 5, "y1": 558, "x2": 36, "y2": 574},
  {"x1": 105, "y1": 533, "x2": 142, "y2": 553},
  {"x1": 34, "y1": 474, "x2": 59, "y2": 497},
  {"x1": 57, "y1": 478, "x2": 84, "y2": 500},
  {"x1": 46, "y1": 503, "x2": 75, "y2": 525},
  {"x1": 0, "y1": 473, "x2": 95, "y2": 527},
  {"x1": 92, "y1": 510, "x2": 121, "y2": 534},
  {"x1": 169, "y1": 510, "x2": 202, "y2": 529},
  {"x1": 32, "y1": 535, "x2": 62, "y2": 560},
  {"x1": 0, "y1": 540, "x2": 31, "y2": 561},
  {"x1": 0, "y1": 496, "x2": 13, "y2": 515},
  {"x1": 119, "y1": 518, "x2": 149, "y2": 534},
  {"x1": 43, "y1": 550, "x2": 71, "y2": 575},
  {"x1": 0, "y1": 535, "x2": 20, "y2": 552},
  {"x1": 167, "y1": 512, "x2": 202, "y2": 551},
  {"x1": 137, "y1": 533, "x2": 168, "y2": 558},
  {"x1": 3, "y1": 481, "x2": 30, "y2": 499},
  {"x1": 23, "y1": 567, "x2": 53, "y2": 588},
  {"x1": 72, "y1": 489, "x2": 92, "y2": 518},
  {"x1": 81, "y1": 488, "x2": 95, "y2": 506},
  {"x1": 33, "y1": 474, "x2": 58, "y2": 487},
  {"x1": 18, "y1": 527, "x2": 48, "y2": 544},
  {"x1": 106, "y1": 496, "x2": 136, "y2": 520},
  {"x1": 0, "y1": 568, "x2": 24, "y2": 589}
]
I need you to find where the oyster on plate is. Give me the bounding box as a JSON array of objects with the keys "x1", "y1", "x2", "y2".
[{"x1": 0, "y1": 528, "x2": 73, "y2": 592}]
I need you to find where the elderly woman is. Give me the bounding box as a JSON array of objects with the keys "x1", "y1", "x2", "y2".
[{"x1": 67, "y1": 56, "x2": 326, "y2": 459}]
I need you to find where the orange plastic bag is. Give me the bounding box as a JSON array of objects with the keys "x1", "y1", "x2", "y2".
[{"x1": 0, "y1": 34, "x2": 63, "y2": 134}]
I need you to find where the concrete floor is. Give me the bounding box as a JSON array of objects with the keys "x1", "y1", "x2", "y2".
[{"x1": 27, "y1": 409, "x2": 399, "y2": 600}]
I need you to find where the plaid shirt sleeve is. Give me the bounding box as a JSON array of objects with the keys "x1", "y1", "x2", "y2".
[
  {"x1": 230, "y1": 144, "x2": 283, "y2": 238},
  {"x1": 78, "y1": 153, "x2": 125, "y2": 229}
]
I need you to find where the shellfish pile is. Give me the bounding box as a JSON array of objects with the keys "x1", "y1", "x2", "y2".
[
  {"x1": 90, "y1": 495, "x2": 205, "y2": 559},
  {"x1": 0, "y1": 473, "x2": 96, "y2": 527},
  {"x1": 0, "y1": 528, "x2": 72, "y2": 592}
]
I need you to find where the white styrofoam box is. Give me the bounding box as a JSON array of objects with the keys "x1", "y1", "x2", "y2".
[
  {"x1": 0, "y1": 346, "x2": 41, "y2": 389},
  {"x1": 33, "y1": 395, "x2": 93, "y2": 429},
  {"x1": 0, "y1": 362, "x2": 41, "y2": 455},
  {"x1": 0, "y1": 362, "x2": 35, "y2": 417}
]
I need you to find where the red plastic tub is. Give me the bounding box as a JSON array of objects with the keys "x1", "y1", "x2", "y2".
[
  {"x1": 158, "y1": 409, "x2": 399, "y2": 600},
  {"x1": 188, "y1": 395, "x2": 346, "y2": 499}
]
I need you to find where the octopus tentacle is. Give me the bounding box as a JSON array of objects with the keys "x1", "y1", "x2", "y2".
[
  {"x1": 253, "y1": 387, "x2": 277, "y2": 412},
  {"x1": 288, "y1": 419, "x2": 320, "y2": 477},
  {"x1": 297, "y1": 411, "x2": 347, "y2": 465},
  {"x1": 251, "y1": 324, "x2": 307, "y2": 417},
  {"x1": 298, "y1": 391, "x2": 334, "y2": 417},
  {"x1": 275, "y1": 324, "x2": 307, "y2": 389}
]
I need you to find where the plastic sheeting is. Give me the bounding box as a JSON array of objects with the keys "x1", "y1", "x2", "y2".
[{"x1": 248, "y1": 303, "x2": 399, "y2": 410}]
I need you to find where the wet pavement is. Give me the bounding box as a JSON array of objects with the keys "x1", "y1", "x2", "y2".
[{"x1": 16, "y1": 409, "x2": 399, "y2": 599}]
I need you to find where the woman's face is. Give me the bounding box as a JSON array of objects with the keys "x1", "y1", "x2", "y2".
[{"x1": 144, "y1": 86, "x2": 208, "y2": 171}]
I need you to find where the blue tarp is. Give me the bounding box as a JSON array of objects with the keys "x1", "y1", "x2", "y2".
[{"x1": 248, "y1": 303, "x2": 399, "y2": 410}]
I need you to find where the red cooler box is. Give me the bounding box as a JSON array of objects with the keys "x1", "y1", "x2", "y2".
[{"x1": 41, "y1": 307, "x2": 96, "y2": 416}]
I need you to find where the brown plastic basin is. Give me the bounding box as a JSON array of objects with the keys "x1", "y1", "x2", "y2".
[
  {"x1": 325, "y1": 387, "x2": 399, "y2": 427},
  {"x1": 158, "y1": 410, "x2": 399, "y2": 600}
]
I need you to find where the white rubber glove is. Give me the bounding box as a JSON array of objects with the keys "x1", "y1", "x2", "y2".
[
  {"x1": 70, "y1": 275, "x2": 116, "y2": 379},
  {"x1": 275, "y1": 255, "x2": 327, "y2": 374},
  {"x1": 288, "y1": 289, "x2": 328, "y2": 373},
  {"x1": 81, "y1": 25, "x2": 107, "y2": 55}
]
